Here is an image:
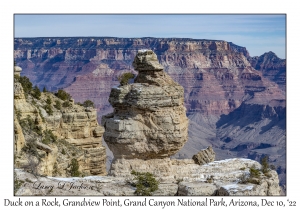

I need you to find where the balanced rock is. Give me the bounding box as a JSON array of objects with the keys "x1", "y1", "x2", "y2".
[{"x1": 102, "y1": 50, "x2": 189, "y2": 159}]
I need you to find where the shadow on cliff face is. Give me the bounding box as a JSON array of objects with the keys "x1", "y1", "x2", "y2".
[
  {"x1": 213, "y1": 101, "x2": 286, "y2": 191},
  {"x1": 259, "y1": 106, "x2": 286, "y2": 134},
  {"x1": 215, "y1": 101, "x2": 286, "y2": 153},
  {"x1": 216, "y1": 102, "x2": 286, "y2": 131}
]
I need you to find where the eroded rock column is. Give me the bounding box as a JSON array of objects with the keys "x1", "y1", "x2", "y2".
[{"x1": 102, "y1": 50, "x2": 189, "y2": 159}]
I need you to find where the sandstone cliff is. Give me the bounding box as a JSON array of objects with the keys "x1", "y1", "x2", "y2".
[{"x1": 14, "y1": 66, "x2": 106, "y2": 177}]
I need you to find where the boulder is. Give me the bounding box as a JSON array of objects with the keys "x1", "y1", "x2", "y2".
[{"x1": 192, "y1": 146, "x2": 215, "y2": 165}]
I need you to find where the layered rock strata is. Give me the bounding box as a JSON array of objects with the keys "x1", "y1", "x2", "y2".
[
  {"x1": 14, "y1": 37, "x2": 285, "y2": 117},
  {"x1": 40, "y1": 93, "x2": 107, "y2": 176},
  {"x1": 14, "y1": 66, "x2": 106, "y2": 176},
  {"x1": 102, "y1": 50, "x2": 189, "y2": 159}
]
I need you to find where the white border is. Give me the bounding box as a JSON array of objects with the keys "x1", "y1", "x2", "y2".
[{"x1": 2, "y1": 1, "x2": 298, "y2": 209}]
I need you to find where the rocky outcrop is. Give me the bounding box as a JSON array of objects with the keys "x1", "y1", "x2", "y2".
[
  {"x1": 192, "y1": 146, "x2": 215, "y2": 165},
  {"x1": 39, "y1": 93, "x2": 107, "y2": 175},
  {"x1": 15, "y1": 158, "x2": 281, "y2": 196},
  {"x1": 14, "y1": 67, "x2": 106, "y2": 177},
  {"x1": 102, "y1": 50, "x2": 188, "y2": 159}
]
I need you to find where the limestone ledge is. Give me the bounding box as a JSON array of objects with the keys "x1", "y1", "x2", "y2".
[{"x1": 15, "y1": 158, "x2": 281, "y2": 196}]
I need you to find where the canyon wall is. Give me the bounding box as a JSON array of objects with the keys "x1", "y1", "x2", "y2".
[{"x1": 14, "y1": 37, "x2": 285, "y2": 117}]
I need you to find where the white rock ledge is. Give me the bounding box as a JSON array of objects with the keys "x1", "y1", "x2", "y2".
[{"x1": 14, "y1": 158, "x2": 281, "y2": 196}]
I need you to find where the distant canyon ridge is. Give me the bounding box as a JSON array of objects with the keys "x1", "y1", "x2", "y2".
[{"x1": 14, "y1": 37, "x2": 286, "y2": 189}]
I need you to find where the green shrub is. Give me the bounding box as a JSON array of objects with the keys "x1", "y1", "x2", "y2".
[
  {"x1": 43, "y1": 104, "x2": 53, "y2": 115},
  {"x1": 61, "y1": 148, "x2": 66, "y2": 155},
  {"x1": 19, "y1": 76, "x2": 33, "y2": 94},
  {"x1": 46, "y1": 97, "x2": 52, "y2": 105},
  {"x1": 32, "y1": 85, "x2": 41, "y2": 99},
  {"x1": 19, "y1": 115, "x2": 33, "y2": 130},
  {"x1": 239, "y1": 158, "x2": 274, "y2": 185},
  {"x1": 34, "y1": 125, "x2": 43, "y2": 136},
  {"x1": 246, "y1": 166, "x2": 261, "y2": 184},
  {"x1": 15, "y1": 75, "x2": 32, "y2": 96},
  {"x1": 55, "y1": 89, "x2": 71, "y2": 101},
  {"x1": 118, "y1": 72, "x2": 135, "y2": 86},
  {"x1": 249, "y1": 167, "x2": 261, "y2": 178},
  {"x1": 70, "y1": 158, "x2": 80, "y2": 177},
  {"x1": 260, "y1": 155, "x2": 270, "y2": 175},
  {"x1": 19, "y1": 115, "x2": 42, "y2": 135},
  {"x1": 43, "y1": 86, "x2": 47, "y2": 92},
  {"x1": 37, "y1": 128, "x2": 43, "y2": 136},
  {"x1": 131, "y1": 170, "x2": 159, "y2": 196},
  {"x1": 239, "y1": 166, "x2": 262, "y2": 185},
  {"x1": 82, "y1": 100, "x2": 94, "y2": 108},
  {"x1": 42, "y1": 129, "x2": 57, "y2": 145},
  {"x1": 62, "y1": 101, "x2": 72, "y2": 107},
  {"x1": 54, "y1": 100, "x2": 61, "y2": 110}
]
